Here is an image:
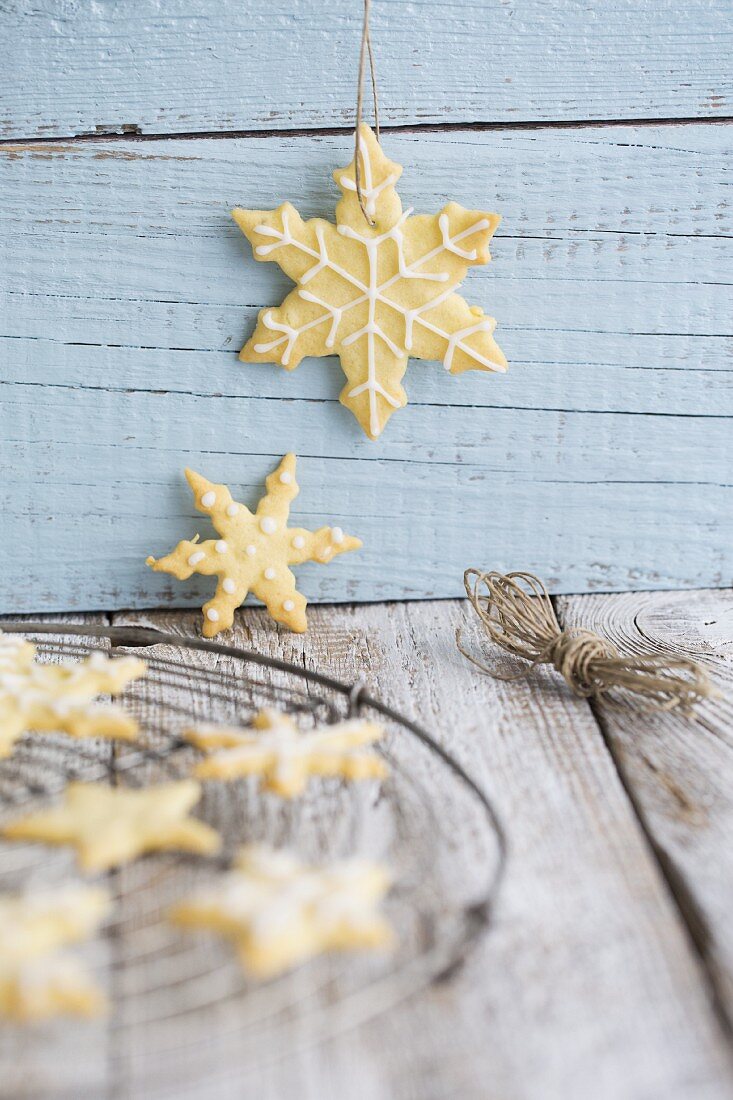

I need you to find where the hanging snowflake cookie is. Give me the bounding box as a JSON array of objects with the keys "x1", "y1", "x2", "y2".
[
  {"x1": 146, "y1": 454, "x2": 361, "y2": 636},
  {"x1": 234, "y1": 124, "x2": 506, "y2": 439}
]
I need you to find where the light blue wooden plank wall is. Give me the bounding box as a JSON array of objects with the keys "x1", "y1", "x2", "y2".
[
  {"x1": 0, "y1": 1, "x2": 730, "y2": 613},
  {"x1": 2, "y1": 0, "x2": 731, "y2": 135}
]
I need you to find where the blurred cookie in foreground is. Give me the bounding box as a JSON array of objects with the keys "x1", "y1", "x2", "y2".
[
  {"x1": 185, "y1": 706, "x2": 387, "y2": 797},
  {"x1": 2, "y1": 780, "x2": 220, "y2": 871},
  {"x1": 0, "y1": 631, "x2": 146, "y2": 758},
  {"x1": 170, "y1": 844, "x2": 394, "y2": 978},
  {"x1": 0, "y1": 885, "x2": 110, "y2": 1021}
]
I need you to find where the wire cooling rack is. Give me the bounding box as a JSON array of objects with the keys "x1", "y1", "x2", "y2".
[{"x1": 0, "y1": 623, "x2": 506, "y2": 1098}]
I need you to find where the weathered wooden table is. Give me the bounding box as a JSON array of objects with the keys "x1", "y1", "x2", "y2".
[
  {"x1": 2, "y1": 0, "x2": 731, "y2": 1094},
  {"x1": 3, "y1": 590, "x2": 731, "y2": 1099}
]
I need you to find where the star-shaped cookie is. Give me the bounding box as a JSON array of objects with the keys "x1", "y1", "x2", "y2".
[
  {"x1": 2, "y1": 780, "x2": 221, "y2": 871},
  {"x1": 0, "y1": 632, "x2": 146, "y2": 759},
  {"x1": 235, "y1": 124, "x2": 506, "y2": 439},
  {"x1": 0, "y1": 885, "x2": 110, "y2": 1021},
  {"x1": 170, "y1": 844, "x2": 393, "y2": 978},
  {"x1": 184, "y1": 706, "x2": 387, "y2": 797},
  {"x1": 146, "y1": 453, "x2": 361, "y2": 636}
]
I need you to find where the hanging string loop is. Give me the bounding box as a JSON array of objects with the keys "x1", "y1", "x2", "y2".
[{"x1": 354, "y1": 0, "x2": 380, "y2": 227}]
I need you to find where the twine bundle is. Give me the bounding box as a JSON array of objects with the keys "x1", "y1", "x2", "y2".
[{"x1": 458, "y1": 569, "x2": 717, "y2": 712}]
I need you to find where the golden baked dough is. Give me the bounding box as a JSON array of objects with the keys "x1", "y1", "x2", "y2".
[
  {"x1": 171, "y1": 845, "x2": 393, "y2": 978},
  {"x1": 235, "y1": 124, "x2": 506, "y2": 439},
  {"x1": 185, "y1": 706, "x2": 387, "y2": 796},
  {"x1": 2, "y1": 780, "x2": 220, "y2": 871},
  {"x1": 146, "y1": 454, "x2": 361, "y2": 636}
]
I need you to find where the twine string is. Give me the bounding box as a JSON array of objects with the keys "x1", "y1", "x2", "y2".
[
  {"x1": 354, "y1": 0, "x2": 380, "y2": 227},
  {"x1": 457, "y1": 569, "x2": 718, "y2": 712}
]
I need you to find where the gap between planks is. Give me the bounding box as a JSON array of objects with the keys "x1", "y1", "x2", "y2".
[
  {"x1": 2, "y1": 598, "x2": 732, "y2": 1098},
  {"x1": 587, "y1": 687, "x2": 733, "y2": 1044},
  {"x1": 1, "y1": 115, "x2": 731, "y2": 148},
  {"x1": 110, "y1": 600, "x2": 733, "y2": 1099},
  {"x1": 555, "y1": 590, "x2": 733, "y2": 1043}
]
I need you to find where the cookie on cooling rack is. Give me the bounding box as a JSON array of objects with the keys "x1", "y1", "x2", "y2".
[
  {"x1": 170, "y1": 844, "x2": 393, "y2": 978},
  {"x1": 183, "y1": 706, "x2": 387, "y2": 797},
  {"x1": 1, "y1": 780, "x2": 221, "y2": 872},
  {"x1": 0, "y1": 631, "x2": 146, "y2": 758},
  {"x1": 0, "y1": 885, "x2": 110, "y2": 1021}
]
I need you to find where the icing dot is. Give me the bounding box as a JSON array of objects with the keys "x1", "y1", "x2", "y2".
[
  {"x1": 331, "y1": 526, "x2": 344, "y2": 544},
  {"x1": 320, "y1": 546, "x2": 332, "y2": 560},
  {"x1": 215, "y1": 540, "x2": 228, "y2": 554},
  {"x1": 246, "y1": 544, "x2": 257, "y2": 557},
  {"x1": 260, "y1": 517, "x2": 277, "y2": 535},
  {"x1": 292, "y1": 535, "x2": 305, "y2": 550},
  {"x1": 222, "y1": 578, "x2": 236, "y2": 594},
  {"x1": 201, "y1": 491, "x2": 216, "y2": 508},
  {"x1": 279, "y1": 471, "x2": 292, "y2": 484},
  {"x1": 226, "y1": 504, "x2": 239, "y2": 517},
  {"x1": 283, "y1": 600, "x2": 295, "y2": 612},
  {"x1": 206, "y1": 608, "x2": 220, "y2": 623},
  {"x1": 264, "y1": 567, "x2": 276, "y2": 581},
  {"x1": 188, "y1": 551, "x2": 205, "y2": 566}
]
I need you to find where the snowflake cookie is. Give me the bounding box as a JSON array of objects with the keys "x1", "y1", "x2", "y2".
[
  {"x1": 0, "y1": 885, "x2": 109, "y2": 1021},
  {"x1": 184, "y1": 706, "x2": 387, "y2": 797},
  {"x1": 234, "y1": 124, "x2": 506, "y2": 439},
  {"x1": 0, "y1": 632, "x2": 146, "y2": 758},
  {"x1": 2, "y1": 780, "x2": 221, "y2": 872},
  {"x1": 170, "y1": 844, "x2": 393, "y2": 978},
  {"x1": 146, "y1": 454, "x2": 361, "y2": 636}
]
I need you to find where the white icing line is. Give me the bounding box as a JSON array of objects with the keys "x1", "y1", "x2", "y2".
[
  {"x1": 298, "y1": 289, "x2": 344, "y2": 348},
  {"x1": 416, "y1": 315, "x2": 503, "y2": 372},
  {"x1": 338, "y1": 137, "x2": 398, "y2": 217},
  {"x1": 439, "y1": 213, "x2": 490, "y2": 260},
  {"x1": 300, "y1": 223, "x2": 333, "y2": 286},
  {"x1": 254, "y1": 192, "x2": 500, "y2": 418},
  {"x1": 254, "y1": 311, "x2": 299, "y2": 366},
  {"x1": 401, "y1": 286, "x2": 455, "y2": 350},
  {"x1": 254, "y1": 209, "x2": 308, "y2": 257}
]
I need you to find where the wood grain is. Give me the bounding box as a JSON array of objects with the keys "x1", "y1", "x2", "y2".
[
  {"x1": 2, "y1": 126, "x2": 730, "y2": 611},
  {"x1": 1, "y1": 0, "x2": 730, "y2": 139},
  {"x1": 557, "y1": 588, "x2": 733, "y2": 1026},
  {"x1": 2, "y1": 599, "x2": 732, "y2": 1097},
  {"x1": 107, "y1": 601, "x2": 733, "y2": 1100}
]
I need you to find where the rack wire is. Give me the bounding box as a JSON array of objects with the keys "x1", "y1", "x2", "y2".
[{"x1": 0, "y1": 622, "x2": 506, "y2": 1097}]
